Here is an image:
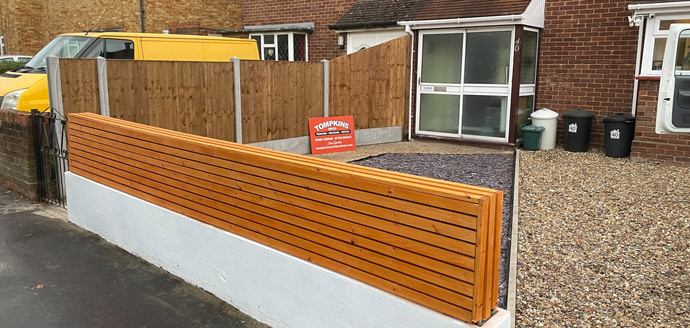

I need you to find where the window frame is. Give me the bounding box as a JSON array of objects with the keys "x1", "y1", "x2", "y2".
[
  {"x1": 641, "y1": 13, "x2": 690, "y2": 77},
  {"x1": 249, "y1": 32, "x2": 309, "y2": 62},
  {"x1": 81, "y1": 38, "x2": 135, "y2": 60},
  {"x1": 517, "y1": 27, "x2": 539, "y2": 139}
]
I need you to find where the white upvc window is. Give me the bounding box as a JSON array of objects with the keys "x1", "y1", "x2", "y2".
[
  {"x1": 640, "y1": 12, "x2": 690, "y2": 76},
  {"x1": 249, "y1": 32, "x2": 308, "y2": 62}
]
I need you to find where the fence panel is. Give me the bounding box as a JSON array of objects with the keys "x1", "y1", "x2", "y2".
[
  {"x1": 329, "y1": 35, "x2": 411, "y2": 130},
  {"x1": 240, "y1": 60, "x2": 324, "y2": 144},
  {"x1": 58, "y1": 36, "x2": 410, "y2": 144},
  {"x1": 60, "y1": 58, "x2": 99, "y2": 115},
  {"x1": 68, "y1": 113, "x2": 502, "y2": 323},
  {"x1": 107, "y1": 60, "x2": 236, "y2": 142}
]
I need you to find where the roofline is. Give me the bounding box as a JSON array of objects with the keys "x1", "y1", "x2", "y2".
[
  {"x1": 398, "y1": 14, "x2": 524, "y2": 29},
  {"x1": 629, "y1": 1, "x2": 690, "y2": 12},
  {"x1": 328, "y1": 21, "x2": 400, "y2": 31}
]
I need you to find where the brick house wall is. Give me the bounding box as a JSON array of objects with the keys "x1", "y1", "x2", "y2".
[
  {"x1": 242, "y1": 0, "x2": 356, "y2": 61},
  {"x1": 630, "y1": 80, "x2": 690, "y2": 167},
  {"x1": 537, "y1": 0, "x2": 638, "y2": 149},
  {"x1": 0, "y1": 0, "x2": 50, "y2": 55},
  {"x1": 143, "y1": 0, "x2": 241, "y2": 35},
  {"x1": 0, "y1": 0, "x2": 242, "y2": 55},
  {"x1": 0, "y1": 109, "x2": 37, "y2": 200}
]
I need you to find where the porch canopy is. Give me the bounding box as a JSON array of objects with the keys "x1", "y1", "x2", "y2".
[{"x1": 332, "y1": 0, "x2": 545, "y2": 144}]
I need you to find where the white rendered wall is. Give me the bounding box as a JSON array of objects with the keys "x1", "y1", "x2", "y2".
[{"x1": 65, "y1": 172, "x2": 510, "y2": 328}]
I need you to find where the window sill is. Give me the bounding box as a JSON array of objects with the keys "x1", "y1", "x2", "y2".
[{"x1": 636, "y1": 76, "x2": 661, "y2": 81}]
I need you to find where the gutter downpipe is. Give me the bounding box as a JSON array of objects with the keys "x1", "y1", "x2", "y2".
[
  {"x1": 632, "y1": 16, "x2": 644, "y2": 117},
  {"x1": 139, "y1": 0, "x2": 145, "y2": 33},
  {"x1": 403, "y1": 23, "x2": 414, "y2": 141}
]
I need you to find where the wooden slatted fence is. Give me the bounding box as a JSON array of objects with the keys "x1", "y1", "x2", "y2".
[
  {"x1": 329, "y1": 35, "x2": 410, "y2": 130},
  {"x1": 58, "y1": 35, "x2": 410, "y2": 144},
  {"x1": 239, "y1": 60, "x2": 323, "y2": 144},
  {"x1": 67, "y1": 113, "x2": 502, "y2": 323}
]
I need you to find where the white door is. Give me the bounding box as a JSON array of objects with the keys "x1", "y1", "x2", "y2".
[{"x1": 416, "y1": 28, "x2": 514, "y2": 142}]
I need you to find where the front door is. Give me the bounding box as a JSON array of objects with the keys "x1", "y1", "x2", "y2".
[{"x1": 416, "y1": 28, "x2": 514, "y2": 142}]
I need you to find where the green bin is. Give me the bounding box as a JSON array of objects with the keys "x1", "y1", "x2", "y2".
[{"x1": 520, "y1": 124, "x2": 545, "y2": 151}]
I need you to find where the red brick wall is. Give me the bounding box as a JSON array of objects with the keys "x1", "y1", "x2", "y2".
[
  {"x1": 630, "y1": 80, "x2": 690, "y2": 167},
  {"x1": 0, "y1": 109, "x2": 38, "y2": 200},
  {"x1": 537, "y1": 0, "x2": 638, "y2": 149},
  {"x1": 242, "y1": 0, "x2": 356, "y2": 61},
  {"x1": 0, "y1": 0, "x2": 242, "y2": 55}
]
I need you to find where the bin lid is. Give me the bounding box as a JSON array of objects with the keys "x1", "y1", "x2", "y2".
[
  {"x1": 563, "y1": 108, "x2": 595, "y2": 119},
  {"x1": 530, "y1": 108, "x2": 559, "y2": 120},
  {"x1": 603, "y1": 113, "x2": 636, "y2": 123},
  {"x1": 520, "y1": 124, "x2": 545, "y2": 132}
]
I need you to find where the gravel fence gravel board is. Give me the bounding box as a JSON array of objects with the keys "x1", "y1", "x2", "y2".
[
  {"x1": 352, "y1": 153, "x2": 515, "y2": 309},
  {"x1": 517, "y1": 148, "x2": 690, "y2": 327}
]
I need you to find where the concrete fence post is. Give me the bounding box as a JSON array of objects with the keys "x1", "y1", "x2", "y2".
[
  {"x1": 231, "y1": 57, "x2": 242, "y2": 144},
  {"x1": 46, "y1": 55, "x2": 65, "y2": 149},
  {"x1": 96, "y1": 57, "x2": 110, "y2": 117},
  {"x1": 46, "y1": 56, "x2": 64, "y2": 117},
  {"x1": 322, "y1": 59, "x2": 329, "y2": 117}
]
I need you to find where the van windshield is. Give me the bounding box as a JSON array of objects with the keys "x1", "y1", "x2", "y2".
[{"x1": 24, "y1": 36, "x2": 92, "y2": 70}]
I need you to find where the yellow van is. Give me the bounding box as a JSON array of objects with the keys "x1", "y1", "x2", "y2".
[{"x1": 0, "y1": 32, "x2": 259, "y2": 112}]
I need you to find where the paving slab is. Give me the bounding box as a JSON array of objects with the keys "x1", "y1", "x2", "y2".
[{"x1": 0, "y1": 189, "x2": 269, "y2": 328}]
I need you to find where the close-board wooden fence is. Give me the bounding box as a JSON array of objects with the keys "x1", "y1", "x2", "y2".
[
  {"x1": 67, "y1": 113, "x2": 503, "y2": 323},
  {"x1": 59, "y1": 35, "x2": 410, "y2": 144}
]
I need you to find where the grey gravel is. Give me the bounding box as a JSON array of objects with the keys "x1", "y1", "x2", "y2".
[
  {"x1": 517, "y1": 148, "x2": 690, "y2": 327},
  {"x1": 352, "y1": 153, "x2": 515, "y2": 309}
]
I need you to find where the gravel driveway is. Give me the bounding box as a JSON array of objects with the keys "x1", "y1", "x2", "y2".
[
  {"x1": 352, "y1": 153, "x2": 515, "y2": 309},
  {"x1": 517, "y1": 148, "x2": 690, "y2": 327}
]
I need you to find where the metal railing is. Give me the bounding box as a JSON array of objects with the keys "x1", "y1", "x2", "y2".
[{"x1": 31, "y1": 109, "x2": 68, "y2": 207}]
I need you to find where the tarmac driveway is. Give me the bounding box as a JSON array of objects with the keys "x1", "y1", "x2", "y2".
[{"x1": 0, "y1": 190, "x2": 269, "y2": 328}]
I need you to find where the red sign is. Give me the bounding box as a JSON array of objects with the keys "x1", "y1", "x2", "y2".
[{"x1": 308, "y1": 116, "x2": 356, "y2": 155}]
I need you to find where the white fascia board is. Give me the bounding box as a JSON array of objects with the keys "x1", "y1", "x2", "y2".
[
  {"x1": 398, "y1": 15, "x2": 524, "y2": 30},
  {"x1": 629, "y1": 1, "x2": 690, "y2": 14}
]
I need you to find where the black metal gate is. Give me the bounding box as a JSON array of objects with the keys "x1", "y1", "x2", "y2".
[{"x1": 31, "y1": 109, "x2": 68, "y2": 207}]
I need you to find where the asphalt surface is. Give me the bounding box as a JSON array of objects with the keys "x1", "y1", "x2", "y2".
[{"x1": 0, "y1": 190, "x2": 269, "y2": 328}]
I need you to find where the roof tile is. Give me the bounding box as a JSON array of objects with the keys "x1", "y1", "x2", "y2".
[{"x1": 331, "y1": 0, "x2": 532, "y2": 30}]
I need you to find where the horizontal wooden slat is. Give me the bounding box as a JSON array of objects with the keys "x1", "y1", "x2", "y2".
[
  {"x1": 68, "y1": 141, "x2": 476, "y2": 293},
  {"x1": 68, "y1": 121, "x2": 480, "y2": 245},
  {"x1": 67, "y1": 113, "x2": 503, "y2": 323},
  {"x1": 78, "y1": 113, "x2": 500, "y2": 196},
  {"x1": 68, "y1": 127, "x2": 476, "y2": 265},
  {"x1": 69, "y1": 114, "x2": 484, "y2": 212}
]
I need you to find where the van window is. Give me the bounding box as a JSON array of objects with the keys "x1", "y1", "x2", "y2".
[
  {"x1": 24, "y1": 36, "x2": 91, "y2": 69},
  {"x1": 83, "y1": 39, "x2": 134, "y2": 59},
  {"x1": 106, "y1": 39, "x2": 134, "y2": 59}
]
